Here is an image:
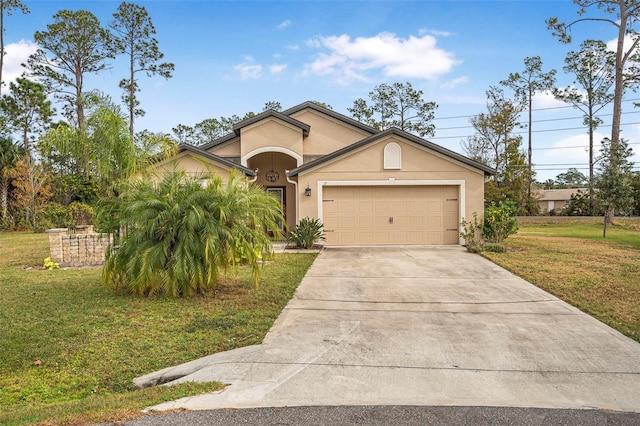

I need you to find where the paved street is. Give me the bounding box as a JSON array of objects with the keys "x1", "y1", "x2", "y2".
[{"x1": 120, "y1": 405, "x2": 640, "y2": 425}]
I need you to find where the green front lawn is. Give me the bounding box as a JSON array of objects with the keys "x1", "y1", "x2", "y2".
[
  {"x1": 0, "y1": 232, "x2": 316, "y2": 425},
  {"x1": 483, "y1": 218, "x2": 640, "y2": 342}
]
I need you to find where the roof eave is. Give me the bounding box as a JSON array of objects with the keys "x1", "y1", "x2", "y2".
[
  {"x1": 288, "y1": 128, "x2": 496, "y2": 177},
  {"x1": 175, "y1": 144, "x2": 256, "y2": 176}
]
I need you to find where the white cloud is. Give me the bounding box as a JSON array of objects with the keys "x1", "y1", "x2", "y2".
[
  {"x1": 440, "y1": 94, "x2": 486, "y2": 106},
  {"x1": 441, "y1": 76, "x2": 468, "y2": 89},
  {"x1": 234, "y1": 59, "x2": 262, "y2": 80},
  {"x1": 540, "y1": 130, "x2": 640, "y2": 178},
  {"x1": 277, "y1": 19, "x2": 291, "y2": 30},
  {"x1": 532, "y1": 90, "x2": 566, "y2": 110},
  {"x1": 419, "y1": 28, "x2": 453, "y2": 37},
  {"x1": 606, "y1": 34, "x2": 635, "y2": 53},
  {"x1": 2, "y1": 40, "x2": 38, "y2": 84},
  {"x1": 304, "y1": 31, "x2": 459, "y2": 82},
  {"x1": 541, "y1": 132, "x2": 604, "y2": 163},
  {"x1": 270, "y1": 63, "x2": 287, "y2": 74},
  {"x1": 287, "y1": 44, "x2": 300, "y2": 51}
]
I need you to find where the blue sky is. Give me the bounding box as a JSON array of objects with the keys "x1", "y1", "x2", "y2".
[{"x1": 4, "y1": 0, "x2": 640, "y2": 180}]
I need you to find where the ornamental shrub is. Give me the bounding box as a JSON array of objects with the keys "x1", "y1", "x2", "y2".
[
  {"x1": 483, "y1": 201, "x2": 518, "y2": 244},
  {"x1": 460, "y1": 212, "x2": 482, "y2": 250},
  {"x1": 288, "y1": 217, "x2": 324, "y2": 249},
  {"x1": 101, "y1": 169, "x2": 284, "y2": 296},
  {"x1": 43, "y1": 257, "x2": 60, "y2": 270}
]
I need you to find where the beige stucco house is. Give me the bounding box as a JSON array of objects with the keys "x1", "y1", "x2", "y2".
[
  {"x1": 152, "y1": 102, "x2": 495, "y2": 245},
  {"x1": 534, "y1": 188, "x2": 587, "y2": 214}
]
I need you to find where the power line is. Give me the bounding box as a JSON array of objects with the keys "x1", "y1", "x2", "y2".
[
  {"x1": 432, "y1": 98, "x2": 640, "y2": 122},
  {"x1": 435, "y1": 110, "x2": 640, "y2": 131},
  {"x1": 532, "y1": 141, "x2": 640, "y2": 151},
  {"x1": 522, "y1": 121, "x2": 640, "y2": 134},
  {"x1": 431, "y1": 120, "x2": 640, "y2": 140}
]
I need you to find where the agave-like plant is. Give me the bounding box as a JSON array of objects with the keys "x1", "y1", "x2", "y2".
[
  {"x1": 101, "y1": 169, "x2": 283, "y2": 296},
  {"x1": 288, "y1": 217, "x2": 324, "y2": 249}
]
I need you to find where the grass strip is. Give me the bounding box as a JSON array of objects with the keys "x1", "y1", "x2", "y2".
[{"x1": 0, "y1": 232, "x2": 316, "y2": 425}]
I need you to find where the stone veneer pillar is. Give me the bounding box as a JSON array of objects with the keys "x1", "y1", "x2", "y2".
[
  {"x1": 46, "y1": 227, "x2": 111, "y2": 267},
  {"x1": 46, "y1": 228, "x2": 68, "y2": 264}
]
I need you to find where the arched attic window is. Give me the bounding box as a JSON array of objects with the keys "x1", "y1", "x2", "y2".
[{"x1": 383, "y1": 142, "x2": 402, "y2": 170}]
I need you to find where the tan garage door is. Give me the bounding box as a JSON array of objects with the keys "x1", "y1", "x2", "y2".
[{"x1": 322, "y1": 186, "x2": 459, "y2": 245}]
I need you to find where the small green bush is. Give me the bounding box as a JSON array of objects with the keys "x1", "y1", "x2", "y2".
[
  {"x1": 43, "y1": 257, "x2": 60, "y2": 270},
  {"x1": 69, "y1": 202, "x2": 94, "y2": 225},
  {"x1": 460, "y1": 212, "x2": 482, "y2": 250},
  {"x1": 461, "y1": 204, "x2": 517, "y2": 253},
  {"x1": 288, "y1": 217, "x2": 324, "y2": 249},
  {"x1": 39, "y1": 202, "x2": 94, "y2": 229},
  {"x1": 483, "y1": 201, "x2": 518, "y2": 244},
  {"x1": 40, "y1": 202, "x2": 72, "y2": 228}
]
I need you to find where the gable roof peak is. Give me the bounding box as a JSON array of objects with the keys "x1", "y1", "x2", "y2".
[
  {"x1": 232, "y1": 109, "x2": 310, "y2": 136},
  {"x1": 283, "y1": 101, "x2": 380, "y2": 135}
]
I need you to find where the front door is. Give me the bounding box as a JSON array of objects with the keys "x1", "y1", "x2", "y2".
[{"x1": 266, "y1": 187, "x2": 286, "y2": 231}]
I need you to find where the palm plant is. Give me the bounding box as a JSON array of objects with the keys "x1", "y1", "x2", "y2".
[
  {"x1": 101, "y1": 169, "x2": 283, "y2": 296},
  {"x1": 0, "y1": 137, "x2": 22, "y2": 227}
]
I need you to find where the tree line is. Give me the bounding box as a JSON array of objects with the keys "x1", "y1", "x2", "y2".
[{"x1": 0, "y1": 1, "x2": 175, "y2": 229}]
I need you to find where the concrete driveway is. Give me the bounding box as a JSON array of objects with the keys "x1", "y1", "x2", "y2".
[{"x1": 136, "y1": 246, "x2": 640, "y2": 413}]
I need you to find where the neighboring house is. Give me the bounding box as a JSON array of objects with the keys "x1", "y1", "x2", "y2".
[
  {"x1": 152, "y1": 102, "x2": 495, "y2": 246},
  {"x1": 534, "y1": 188, "x2": 587, "y2": 214}
]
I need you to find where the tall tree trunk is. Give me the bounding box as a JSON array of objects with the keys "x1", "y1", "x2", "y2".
[
  {"x1": 129, "y1": 45, "x2": 135, "y2": 139},
  {"x1": 588, "y1": 128, "x2": 595, "y2": 215},
  {"x1": 0, "y1": 173, "x2": 8, "y2": 222},
  {"x1": 611, "y1": 7, "x2": 628, "y2": 150},
  {"x1": 526, "y1": 87, "x2": 533, "y2": 210},
  {"x1": 23, "y1": 126, "x2": 30, "y2": 159},
  {"x1": 75, "y1": 67, "x2": 89, "y2": 178}
]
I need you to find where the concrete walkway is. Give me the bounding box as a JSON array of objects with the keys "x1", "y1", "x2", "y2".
[{"x1": 136, "y1": 246, "x2": 640, "y2": 413}]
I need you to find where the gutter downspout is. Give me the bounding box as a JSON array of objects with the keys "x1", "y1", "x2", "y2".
[
  {"x1": 248, "y1": 169, "x2": 259, "y2": 183},
  {"x1": 285, "y1": 170, "x2": 299, "y2": 224}
]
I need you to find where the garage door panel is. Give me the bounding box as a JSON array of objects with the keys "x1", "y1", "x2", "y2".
[
  {"x1": 339, "y1": 217, "x2": 356, "y2": 228},
  {"x1": 374, "y1": 215, "x2": 390, "y2": 227},
  {"x1": 339, "y1": 200, "x2": 356, "y2": 213},
  {"x1": 392, "y1": 202, "x2": 408, "y2": 214},
  {"x1": 359, "y1": 200, "x2": 374, "y2": 213},
  {"x1": 426, "y1": 200, "x2": 441, "y2": 212},
  {"x1": 323, "y1": 199, "x2": 338, "y2": 213},
  {"x1": 358, "y1": 216, "x2": 375, "y2": 228},
  {"x1": 374, "y1": 202, "x2": 389, "y2": 213},
  {"x1": 444, "y1": 201, "x2": 458, "y2": 212},
  {"x1": 407, "y1": 215, "x2": 423, "y2": 227},
  {"x1": 323, "y1": 186, "x2": 459, "y2": 245},
  {"x1": 444, "y1": 229, "x2": 459, "y2": 244},
  {"x1": 427, "y1": 231, "x2": 442, "y2": 244},
  {"x1": 443, "y1": 218, "x2": 458, "y2": 231},
  {"x1": 427, "y1": 216, "x2": 442, "y2": 227}
]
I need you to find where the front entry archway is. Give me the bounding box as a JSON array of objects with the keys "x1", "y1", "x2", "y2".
[{"x1": 246, "y1": 152, "x2": 298, "y2": 232}]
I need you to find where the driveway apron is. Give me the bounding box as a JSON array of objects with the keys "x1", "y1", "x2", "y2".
[{"x1": 137, "y1": 246, "x2": 640, "y2": 413}]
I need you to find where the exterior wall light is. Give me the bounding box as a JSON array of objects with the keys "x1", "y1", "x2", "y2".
[{"x1": 305, "y1": 185, "x2": 312, "y2": 196}]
